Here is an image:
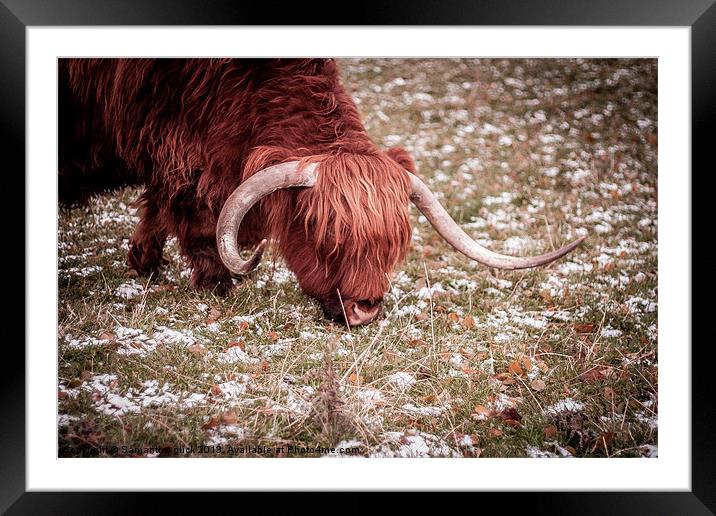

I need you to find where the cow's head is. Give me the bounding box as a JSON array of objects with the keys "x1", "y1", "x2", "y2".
[{"x1": 216, "y1": 148, "x2": 585, "y2": 326}]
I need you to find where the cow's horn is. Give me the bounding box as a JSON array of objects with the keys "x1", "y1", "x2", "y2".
[
  {"x1": 216, "y1": 161, "x2": 318, "y2": 276},
  {"x1": 408, "y1": 173, "x2": 585, "y2": 270}
]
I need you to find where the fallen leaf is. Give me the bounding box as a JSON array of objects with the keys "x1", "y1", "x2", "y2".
[
  {"x1": 226, "y1": 340, "x2": 245, "y2": 351},
  {"x1": 187, "y1": 343, "x2": 206, "y2": 355},
  {"x1": 594, "y1": 432, "x2": 614, "y2": 451},
  {"x1": 530, "y1": 379, "x2": 547, "y2": 391},
  {"x1": 508, "y1": 360, "x2": 524, "y2": 376},
  {"x1": 98, "y1": 331, "x2": 114, "y2": 342},
  {"x1": 520, "y1": 356, "x2": 533, "y2": 372},
  {"x1": 205, "y1": 307, "x2": 221, "y2": 323},
  {"x1": 210, "y1": 384, "x2": 222, "y2": 396},
  {"x1": 460, "y1": 367, "x2": 481, "y2": 375},
  {"x1": 407, "y1": 338, "x2": 426, "y2": 348},
  {"x1": 604, "y1": 386, "x2": 615, "y2": 400},
  {"x1": 471, "y1": 404, "x2": 491, "y2": 420},
  {"x1": 580, "y1": 368, "x2": 606, "y2": 383},
  {"x1": 499, "y1": 407, "x2": 522, "y2": 425},
  {"x1": 221, "y1": 411, "x2": 237, "y2": 424},
  {"x1": 539, "y1": 289, "x2": 554, "y2": 305},
  {"x1": 573, "y1": 323, "x2": 595, "y2": 334},
  {"x1": 448, "y1": 312, "x2": 460, "y2": 323},
  {"x1": 266, "y1": 331, "x2": 280, "y2": 342},
  {"x1": 494, "y1": 372, "x2": 516, "y2": 385},
  {"x1": 488, "y1": 428, "x2": 503, "y2": 438},
  {"x1": 237, "y1": 321, "x2": 249, "y2": 332},
  {"x1": 201, "y1": 417, "x2": 219, "y2": 430},
  {"x1": 544, "y1": 425, "x2": 558, "y2": 439},
  {"x1": 462, "y1": 315, "x2": 475, "y2": 330},
  {"x1": 348, "y1": 373, "x2": 361, "y2": 385}
]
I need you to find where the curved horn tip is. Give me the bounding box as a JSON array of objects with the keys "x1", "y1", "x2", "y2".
[{"x1": 230, "y1": 239, "x2": 267, "y2": 278}]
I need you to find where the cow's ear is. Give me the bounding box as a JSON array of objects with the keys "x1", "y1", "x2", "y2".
[{"x1": 386, "y1": 147, "x2": 416, "y2": 174}]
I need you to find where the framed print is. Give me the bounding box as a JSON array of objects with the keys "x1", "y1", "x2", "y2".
[{"x1": 6, "y1": 0, "x2": 713, "y2": 512}]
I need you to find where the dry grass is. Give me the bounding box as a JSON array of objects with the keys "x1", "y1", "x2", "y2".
[{"x1": 58, "y1": 58, "x2": 657, "y2": 458}]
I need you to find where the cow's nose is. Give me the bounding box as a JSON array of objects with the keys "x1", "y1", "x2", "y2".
[{"x1": 345, "y1": 300, "x2": 382, "y2": 326}]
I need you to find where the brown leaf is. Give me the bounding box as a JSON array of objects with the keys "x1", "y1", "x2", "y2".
[
  {"x1": 462, "y1": 315, "x2": 475, "y2": 330},
  {"x1": 499, "y1": 407, "x2": 522, "y2": 424},
  {"x1": 530, "y1": 379, "x2": 547, "y2": 391},
  {"x1": 460, "y1": 367, "x2": 481, "y2": 375},
  {"x1": 448, "y1": 312, "x2": 460, "y2": 323},
  {"x1": 187, "y1": 343, "x2": 206, "y2": 355},
  {"x1": 226, "y1": 340, "x2": 245, "y2": 351},
  {"x1": 520, "y1": 356, "x2": 533, "y2": 372},
  {"x1": 494, "y1": 372, "x2": 515, "y2": 385},
  {"x1": 415, "y1": 312, "x2": 428, "y2": 322},
  {"x1": 98, "y1": 331, "x2": 115, "y2": 342},
  {"x1": 488, "y1": 428, "x2": 503, "y2": 438},
  {"x1": 237, "y1": 321, "x2": 249, "y2": 332},
  {"x1": 564, "y1": 445, "x2": 576, "y2": 455},
  {"x1": 80, "y1": 370, "x2": 92, "y2": 381},
  {"x1": 221, "y1": 411, "x2": 238, "y2": 424},
  {"x1": 348, "y1": 373, "x2": 361, "y2": 385},
  {"x1": 573, "y1": 323, "x2": 595, "y2": 334},
  {"x1": 407, "y1": 338, "x2": 426, "y2": 348},
  {"x1": 471, "y1": 404, "x2": 491, "y2": 420},
  {"x1": 580, "y1": 368, "x2": 606, "y2": 383},
  {"x1": 58, "y1": 390, "x2": 67, "y2": 400},
  {"x1": 205, "y1": 307, "x2": 221, "y2": 323},
  {"x1": 539, "y1": 289, "x2": 554, "y2": 306},
  {"x1": 201, "y1": 416, "x2": 219, "y2": 430},
  {"x1": 544, "y1": 425, "x2": 558, "y2": 439},
  {"x1": 383, "y1": 349, "x2": 398, "y2": 362},
  {"x1": 604, "y1": 386, "x2": 615, "y2": 400},
  {"x1": 210, "y1": 384, "x2": 222, "y2": 396},
  {"x1": 508, "y1": 360, "x2": 524, "y2": 376},
  {"x1": 422, "y1": 394, "x2": 438, "y2": 404},
  {"x1": 266, "y1": 331, "x2": 280, "y2": 342}
]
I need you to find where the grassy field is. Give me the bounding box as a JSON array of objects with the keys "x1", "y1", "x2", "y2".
[{"x1": 58, "y1": 58, "x2": 658, "y2": 458}]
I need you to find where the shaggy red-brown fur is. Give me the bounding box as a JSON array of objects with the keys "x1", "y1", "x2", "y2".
[{"x1": 59, "y1": 58, "x2": 415, "y2": 321}]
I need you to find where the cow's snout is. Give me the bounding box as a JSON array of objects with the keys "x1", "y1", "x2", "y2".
[{"x1": 344, "y1": 299, "x2": 382, "y2": 326}]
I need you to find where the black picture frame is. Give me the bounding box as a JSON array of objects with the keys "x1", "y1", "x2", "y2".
[{"x1": 5, "y1": 0, "x2": 712, "y2": 513}]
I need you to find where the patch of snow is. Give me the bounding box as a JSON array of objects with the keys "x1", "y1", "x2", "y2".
[
  {"x1": 387, "y1": 372, "x2": 416, "y2": 390},
  {"x1": 417, "y1": 282, "x2": 446, "y2": 299},
  {"x1": 601, "y1": 327, "x2": 623, "y2": 338},
  {"x1": 370, "y1": 431, "x2": 460, "y2": 458},
  {"x1": 216, "y1": 346, "x2": 260, "y2": 364},
  {"x1": 115, "y1": 280, "x2": 145, "y2": 300},
  {"x1": 546, "y1": 398, "x2": 585, "y2": 415}
]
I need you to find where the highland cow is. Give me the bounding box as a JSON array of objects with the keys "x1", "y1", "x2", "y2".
[{"x1": 59, "y1": 58, "x2": 584, "y2": 326}]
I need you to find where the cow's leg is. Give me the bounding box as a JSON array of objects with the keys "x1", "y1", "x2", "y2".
[
  {"x1": 175, "y1": 209, "x2": 234, "y2": 296},
  {"x1": 127, "y1": 200, "x2": 168, "y2": 277}
]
